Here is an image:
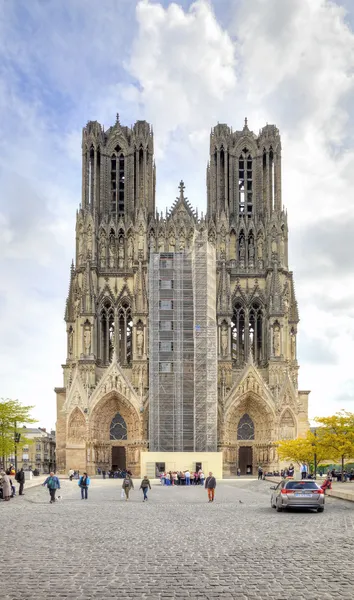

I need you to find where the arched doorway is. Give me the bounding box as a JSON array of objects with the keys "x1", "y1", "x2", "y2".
[
  {"x1": 90, "y1": 391, "x2": 143, "y2": 475},
  {"x1": 223, "y1": 392, "x2": 276, "y2": 476}
]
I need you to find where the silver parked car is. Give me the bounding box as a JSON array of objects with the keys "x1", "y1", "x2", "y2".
[{"x1": 270, "y1": 479, "x2": 325, "y2": 512}]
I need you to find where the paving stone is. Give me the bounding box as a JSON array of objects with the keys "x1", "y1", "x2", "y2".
[{"x1": 1, "y1": 479, "x2": 354, "y2": 599}]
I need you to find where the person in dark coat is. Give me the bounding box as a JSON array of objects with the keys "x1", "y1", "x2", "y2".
[
  {"x1": 140, "y1": 476, "x2": 151, "y2": 501},
  {"x1": 16, "y1": 468, "x2": 25, "y2": 495},
  {"x1": 78, "y1": 472, "x2": 90, "y2": 499},
  {"x1": 205, "y1": 472, "x2": 216, "y2": 502}
]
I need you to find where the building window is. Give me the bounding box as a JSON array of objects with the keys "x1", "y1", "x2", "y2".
[
  {"x1": 160, "y1": 259, "x2": 173, "y2": 269},
  {"x1": 237, "y1": 414, "x2": 255, "y2": 440},
  {"x1": 159, "y1": 321, "x2": 173, "y2": 331},
  {"x1": 159, "y1": 341, "x2": 173, "y2": 352},
  {"x1": 239, "y1": 149, "x2": 252, "y2": 217},
  {"x1": 159, "y1": 280, "x2": 173, "y2": 289},
  {"x1": 159, "y1": 300, "x2": 173, "y2": 310},
  {"x1": 36, "y1": 443, "x2": 41, "y2": 451},
  {"x1": 159, "y1": 362, "x2": 173, "y2": 373},
  {"x1": 110, "y1": 413, "x2": 128, "y2": 441}
]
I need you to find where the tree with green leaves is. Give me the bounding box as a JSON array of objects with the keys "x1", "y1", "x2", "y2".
[
  {"x1": 0, "y1": 398, "x2": 36, "y2": 467},
  {"x1": 314, "y1": 411, "x2": 354, "y2": 481}
]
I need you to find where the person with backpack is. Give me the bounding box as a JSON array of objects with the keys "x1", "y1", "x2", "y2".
[
  {"x1": 78, "y1": 472, "x2": 90, "y2": 499},
  {"x1": 205, "y1": 471, "x2": 216, "y2": 502},
  {"x1": 122, "y1": 474, "x2": 134, "y2": 501},
  {"x1": 140, "y1": 475, "x2": 151, "y2": 501},
  {"x1": 43, "y1": 472, "x2": 61, "y2": 503}
]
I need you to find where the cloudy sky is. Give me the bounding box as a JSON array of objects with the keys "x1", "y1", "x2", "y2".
[{"x1": 1, "y1": 0, "x2": 354, "y2": 428}]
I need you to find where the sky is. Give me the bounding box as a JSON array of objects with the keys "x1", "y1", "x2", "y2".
[{"x1": 1, "y1": 0, "x2": 354, "y2": 428}]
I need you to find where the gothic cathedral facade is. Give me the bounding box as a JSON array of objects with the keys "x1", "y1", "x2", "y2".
[{"x1": 55, "y1": 116, "x2": 309, "y2": 476}]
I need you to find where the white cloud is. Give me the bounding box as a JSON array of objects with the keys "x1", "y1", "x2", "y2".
[{"x1": 1, "y1": 0, "x2": 354, "y2": 428}]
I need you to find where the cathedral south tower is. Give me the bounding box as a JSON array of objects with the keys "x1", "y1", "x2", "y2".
[{"x1": 55, "y1": 116, "x2": 309, "y2": 477}]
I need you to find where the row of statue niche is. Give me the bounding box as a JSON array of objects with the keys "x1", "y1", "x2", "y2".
[
  {"x1": 238, "y1": 234, "x2": 262, "y2": 266},
  {"x1": 77, "y1": 226, "x2": 93, "y2": 262}
]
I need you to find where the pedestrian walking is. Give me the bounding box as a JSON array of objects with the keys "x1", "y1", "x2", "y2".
[
  {"x1": 199, "y1": 471, "x2": 205, "y2": 486},
  {"x1": 78, "y1": 472, "x2": 90, "y2": 499},
  {"x1": 288, "y1": 463, "x2": 294, "y2": 478},
  {"x1": 0, "y1": 471, "x2": 12, "y2": 501},
  {"x1": 140, "y1": 475, "x2": 151, "y2": 501},
  {"x1": 68, "y1": 469, "x2": 74, "y2": 481},
  {"x1": 102, "y1": 470, "x2": 106, "y2": 479},
  {"x1": 15, "y1": 467, "x2": 25, "y2": 495},
  {"x1": 205, "y1": 471, "x2": 216, "y2": 502},
  {"x1": 301, "y1": 464, "x2": 308, "y2": 479},
  {"x1": 184, "y1": 470, "x2": 191, "y2": 486},
  {"x1": 257, "y1": 465, "x2": 263, "y2": 480},
  {"x1": 122, "y1": 474, "x2": 134, "y2": 501},
  {"x1": 43, "y1": 472, "x2": 61, "y2": 503}
]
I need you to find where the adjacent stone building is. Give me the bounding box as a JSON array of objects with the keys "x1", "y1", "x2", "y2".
[{"x1": 55, "y1": 115, "x2": 309, "y2": 476}]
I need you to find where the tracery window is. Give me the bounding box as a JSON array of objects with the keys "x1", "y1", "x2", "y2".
[
  {"x1": 118, "y1": 300, "x2": 132, "y2": 365},
  {"x1": 100, "y1": 300, "x2": 115, "y2": 364},
  {"x1": 110, "y1": 413, "x2": 128, "y2": 441},
  {"x1": 249, "y1": 301, "x2": 263, "y2": 363},
  {"x1": 239, "y1": 148, "x2": 252, "y2": 217},
  {"x1": 237, "y1": 414, "x2": 255, "y2": 440},
  {"x1": 111, "y1": 145, "x2": 125, "y2": 216},
  {"x1": 231, "y1": 302, "x2": 245, "y2": 365}
]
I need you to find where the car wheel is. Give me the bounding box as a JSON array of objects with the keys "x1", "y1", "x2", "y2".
[
  {"x1": 317, "y1": 507, "x2": 324, "y2": 513},
  {"x1": 276, "y1": 502, "x2": 282, "y2": 512}
]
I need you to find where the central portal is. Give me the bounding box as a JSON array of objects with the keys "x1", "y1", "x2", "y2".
[
  {"x1": 239, "y1": 446, "x2": 253, "y2": 475},
  {"x1": 111, "y1": 446, "x2": 126, "y2": 471}
]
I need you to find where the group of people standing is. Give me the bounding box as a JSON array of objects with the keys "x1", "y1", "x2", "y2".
[
  {"x1": 0, "y1": 468, "x2": 26, "y2": 501},
  {"x1": 160, "y1": 469, "x2": 205, "y2": 486}
]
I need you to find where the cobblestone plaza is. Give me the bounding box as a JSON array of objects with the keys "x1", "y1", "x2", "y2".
[{"x1": 1, "y1": 479, "x2": 353, "y2": 600}]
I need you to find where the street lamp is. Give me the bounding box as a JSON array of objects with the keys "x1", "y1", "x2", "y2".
[
  {"x1": 14, "y1": 421, "x2": 21, "y2": 472},
  {"x1": 312, "y1": 429, "x2": 317, "y2": 480}
]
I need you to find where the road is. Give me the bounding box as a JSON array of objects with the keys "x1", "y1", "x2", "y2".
[{"x1": 1, "y1": 479, "x2": 353, "y2": 600}]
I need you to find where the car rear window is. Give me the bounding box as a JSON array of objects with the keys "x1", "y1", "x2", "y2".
[{"x1": 285, "y1": 481, "x2": 319, "y2": 490}]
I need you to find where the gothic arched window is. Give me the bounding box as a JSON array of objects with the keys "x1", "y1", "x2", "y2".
[
  {"x1": 110, "y1": 413, "x2": 128, "y2": 440},
  {"x1": 111, "y1": 145, "x2": 125, "y2": 216},
  {"x1": 231, "y1": 302, "x2": 245, "y2": 365},
  {"x1": 100, "y1": 299, "x2": 115, "y2": 365},
  {"x1": 88, "y1": 145, "x2": 94, "y2": 207},
  {"x1": 238, "y1": 148, "x2": 252, "y2": 217},
  {"x1": 237, "y1": 413, "x2": 255, "y2": 440},
  {"x1": 118, "y1": 300, "x2": 132, "y2": 365},
  {"x1": 249, "y1": 301, "x2": 263, "y2": 364}
]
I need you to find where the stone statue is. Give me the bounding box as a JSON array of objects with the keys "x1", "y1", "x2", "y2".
[
  {"x1": 87, "y1": 227, "x2": 92, "y2": 256},
  {"x1": 100, "y1": 240, "x2": 106, "y2": 267},
  {"x1": 220, "y1": 323, "x2": 228, "y2": 357},
  {"x1": 169, "y1": 234, "x2": 175, "y2": 252},
  {"x1": 109, "y1": 239, "x2": 115, "y2": 268},
  {"x1": 179, "y1": 232, "x2": 185, "y2": 250},
  {"x1": 291, "y1": 333, "x2": 296, "y2": 360},
  {"x1": 128, "y1": 236, "x2": 134, "y2": 266},
  {"x1": 158, "y1": 234, "x2": 164, "y2": 251},
  {"x1": 271, "y1": 237, "x2": 278, "y2": 255},
  {"x1": 84, "y1": 326, "x2": 91, "y2": 355},
  {"x1": 273, "y1": 326, "x2": 280, "y2": 357},
  {"x1": 149, "y1": 232, "x2": 156, "y2": 252},
  {"x1": 68, "y1": 328, "x2": 73, "y2": 357},
  {"x1": 138, "y1": 225, "x2": 145, "y2": 253},
  {"x1": 239, "y1": 238, "x2": 245, "y2": 262},
  {"x1": 118, "y1": 236, "x2": 125, "y2": 268},
  {"x1": 257, "y1": 235, "x2": 263, "y2": 260},
  {"x1": 136, "y1": 326, "x2": 144, "y2": 357},
  {"x1": 248, "y1": 238, "x2": 255, "y2": 262},
  {"x1": 280, "y1": 236, "x2": 285, "y2": 264}
]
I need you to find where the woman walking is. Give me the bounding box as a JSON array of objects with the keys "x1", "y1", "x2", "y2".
[
  {"x1": 140, "y1": 475, "x2": 151, "y2": 501},
  {"x1": 122, "y1": 474, "x2": 134, "y2": 501},
  {"x1": 0, "y1": 471, "x2": 12, "y2": 501},
  {"x1": 43, "y1": 472, "x2": 61, "y2": 503},
  {"x1": 78, "y1": 472, "x2": 90, "y2": 499}
]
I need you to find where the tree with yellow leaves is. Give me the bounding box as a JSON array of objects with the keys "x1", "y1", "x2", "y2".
[
  {"x1": 314, "y1": 411, "x2": 354, "y2": 481},
  {"x1": 277, "y1": 429, "x2": 329, "y2": 470}
]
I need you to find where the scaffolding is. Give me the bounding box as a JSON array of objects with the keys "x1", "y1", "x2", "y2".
[{"x1": 149, "y1": 235, "x2": 217, "y2": 452}]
